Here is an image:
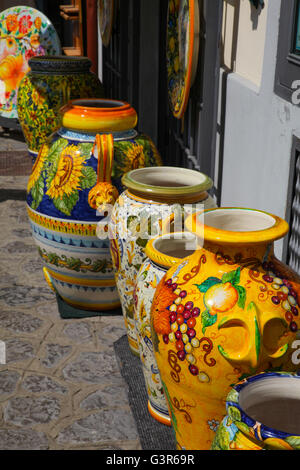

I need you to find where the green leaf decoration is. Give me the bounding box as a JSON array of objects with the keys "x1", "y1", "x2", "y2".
[
  {"x1": 195, "y1": 277, "x2": 221, "y2": 293},
  {"x1": 80, "y1": 166, "x2": 97, "y2": 189},
  {"x1": 235, "y1": 422, "x2": 251, "y2": 435},
  {"x1": 222, "y1": 267, "x2": 241, "y2": 285},
  {"x1": 79, "y1": 142, "x2": 93, "y2": 158},
  {"x1": 218, "y1": 345, "x2": 229, "y2": 359},
  {"x1": 285, "y1": 436, "x2": 300, "y2": 450},
  {"x1": 227, "y1": 406, "x2": 241, "y2": 423},
  {"x1": 161, "y1": 380, "x2": 178, "y2": 432},
  {"x1": 30, "y1": 176, "x2": 44, "y2": 210},
  {"x1": 52, "y1": 191, "x2": 79, "y2": 216},
  {"x1": 201, "y1": 310, "x2": 217, "y2": 334},
  {"x1": 136, "y1": 237, "x2": 148, "y2": 248},
  {"x1": 236, "y1": 284, "x2": 246, "y2": 309},
  {"x1": 226, "y1": 389, "x2": 239, "y2": 404},
  {"x1": 212, "y1": 422, "x2": 231, "y2": 450}
]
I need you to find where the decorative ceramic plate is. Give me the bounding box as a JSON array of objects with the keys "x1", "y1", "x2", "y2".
[
  {"x1": 166, "y1": 0, "x2": 200, "y2": 119},
  {"x1": 0, "y1": 6, "x2": 61, "y2": 119},
  {"x1": 99, "y1": 0, "x2": 114, "y2": 47}
]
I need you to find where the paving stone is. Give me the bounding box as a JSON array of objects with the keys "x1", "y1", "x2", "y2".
[
  {"x1": 62, "y1": 351, "x2": 121, "y2": 384},
  {"x1": 22, "y1": 374, "x2": 68, "y2": 395},
  {"x1": 0, "y1": 284, "x2": 54, "y2": 306},
  {"x1": 63, "y1": 322, "x2": 92, "y2": 343},
  {"x1": 0, "y1": 370, "x2": 20, "y2": 396},
  {"x1": 11, "y1": 228, "x2": 32, "y2": 238},
  {"x1": 80, "y1": 384, "x2": 129, "y2": 410},
  {"x1": 42, "y1": 344, "x2": 72, "y2": 368},
  {"x1": 4, "y1": 395, "x2": 61, "y2": 426},
  {"x1": 4, "y1": 241, "x2": 36, "y2": 254},
  {"x1": 0, "y1": 310, "x2": 43, "y2": 333},
  {"x1": 57, "y1": 409, "x2": 138, "y2": 445},
  {"x1": 36, "y1": 301, "x2": 59, "y2": 318},
  {"x1": 0, "y1": 428, "x2": 49, "y2": 450},
  {"x1": 22, "y1": 259, "x2": 44, "y2": 274},
  {"x1": 5, "y1": 338, "x2": 35, "y2": 363}
]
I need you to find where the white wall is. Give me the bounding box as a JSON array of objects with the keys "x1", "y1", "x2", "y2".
[{"x1": 220, "y1": 0, "x2": 300, "y2": 258}]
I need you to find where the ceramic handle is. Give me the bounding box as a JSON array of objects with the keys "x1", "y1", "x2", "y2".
[{"x1": 88, "y1": 134, "x2": 119, "y2": 210}]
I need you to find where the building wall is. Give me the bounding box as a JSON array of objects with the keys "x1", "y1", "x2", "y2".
[
  {"x1": 220, "y1": 0, "x2": 300, "y2": 258},
  {"x1": 222, "y1": 0, "x2": 268, "y2": 87}
]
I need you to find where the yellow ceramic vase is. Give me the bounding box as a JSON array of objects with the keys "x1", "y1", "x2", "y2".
[{"x1": 151, "y1": 207, "x2": 300, "y2": 450}]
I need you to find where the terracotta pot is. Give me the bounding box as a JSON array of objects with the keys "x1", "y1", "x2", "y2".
[
  {"x1": 26, "y1": 99, "x2": 162, "y2": 312},
  {"x1": 17, "y1": 56, "x2": 105, "y2": 160},
  {"x1": 151, "y1": 207, "x2": 300, "y2": 450},
  {"x1": 134, "y1": 231, "x2": 197, "y2": 425},
  {"x1": 212, "y1": 371, "x2": 300, "y2": 450},
  {"x1": 110, "y1": 166, "x2": 216, "y2": 355}
]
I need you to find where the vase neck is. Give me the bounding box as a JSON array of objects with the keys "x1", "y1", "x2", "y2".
[{"x1": 201, "y1": 241, "x2": 274, "y2": 266}]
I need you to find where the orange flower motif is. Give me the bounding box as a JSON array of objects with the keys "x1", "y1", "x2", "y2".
[
  {"x1": 30, "y1": 33, "x2": 40, "y2": 49},
  {"x1": 152, "y1": 280, "x2": 177, "y2": 335},
  {"x1": 0, "y1": 55, "x2": 26, "y2": 92},
  {"x1": 34, "y1": 17, "x2": 42, "y2": 30},
  {"x1": 6, "y1": 14, "x2": 18, "y2": 32}
]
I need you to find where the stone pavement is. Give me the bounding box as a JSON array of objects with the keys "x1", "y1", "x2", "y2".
[{"x1": 0, "y1": 127, "x2": 142, "y2": 450}]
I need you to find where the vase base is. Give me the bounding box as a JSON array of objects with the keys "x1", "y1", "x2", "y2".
[
  {"x1": 56, "y1": 293, "x2": 122, "y2": 319},
  {"x1": 148, "y1": 400, "x2": 172, "y2": 427}
]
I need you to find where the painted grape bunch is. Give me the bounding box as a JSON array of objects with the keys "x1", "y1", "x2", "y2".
[
  {"x1": 162, "y1": 278, "x2": 203, "y2": 377},
  {"x1": 262, "y1": 261, "x2": 299, "y2": 332}
]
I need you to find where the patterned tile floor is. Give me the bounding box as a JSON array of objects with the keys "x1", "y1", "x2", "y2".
[{"x1": 0, "y1": 128, "x2": 141, "y2": 450}]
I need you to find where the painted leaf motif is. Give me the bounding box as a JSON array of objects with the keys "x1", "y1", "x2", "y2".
[
  {"x1": 80, "y1": 166, "x2": 97, "y2": 189},
  {"x1": 79, "y1": 142, "x2": 93, "y2": 158},
  {"x1": 201, "y1": 310, "x2": 217, "y2": 334},
  {"x1": 53, "y1": 191, "x2": 79, "y2": 216},
  {"x1": 30, "y1": 176, "x2": 44, "y2": 210},
  {"x1": 222, "y1": 268, "x2": 241, "y2": 285},
  {"x1": 285, "y1": 436, "x2": 300, "y2": 450},
  {"x1": 226, "y1": 389, "x2": 239, "y2": 404},
  {"x1": 227, "y1": 406, "x2": 241, "y2": 422},
  {"x1": 195, "y1": 277, "x2": 221, "y2": 293},
  {"x1": 236, "y1": 285, "x2": 246, "y2": 309}
]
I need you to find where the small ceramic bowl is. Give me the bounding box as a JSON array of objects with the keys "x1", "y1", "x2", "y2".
[{"x1": 212, "y1": 371, "x2": 300, "y2": 450}]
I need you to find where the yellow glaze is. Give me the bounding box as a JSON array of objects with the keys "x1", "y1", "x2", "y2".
[{"x1": 151, "y1": 208, "x2": 300, "y2": 450}]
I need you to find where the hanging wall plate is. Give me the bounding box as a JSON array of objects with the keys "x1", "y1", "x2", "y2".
[
  {"x1": 99, "y1": 0, "x2": 114, "y2": 47},
  {"x1": 0, "y1": 6, "x2": 61, "y2": 119},
  {"x1": 166, "y1": 0, "x2": 200, "y2": 120}
]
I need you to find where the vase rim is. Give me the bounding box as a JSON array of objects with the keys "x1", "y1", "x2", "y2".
[
  {"x1": 28, "y1": 55, "x2": 92, "y2": 73},
  {"x1": 185, "y1": 207, "x2": 289, "y2": 245},
  {"x1": 145, "y1": 232, "x2": 197, "y2": 269},
  {"x1": 122, "y1": 167, "x2": 213, "y2": 203},
  {"x1": 227, "y1": 372, "x2": 300, "y2": 443},
  {"x1": 60, "y1": 99, "x2": 138, "y2": 133}
]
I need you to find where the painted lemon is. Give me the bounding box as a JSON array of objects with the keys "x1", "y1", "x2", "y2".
[
  {"x1": 204, "y1": 282, "x2": 239, "y2": 314},
  {"x1": 264, "y1": 438, "x2": 294, "y2": 450}
]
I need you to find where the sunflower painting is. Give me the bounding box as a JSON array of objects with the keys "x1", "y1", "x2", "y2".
[{"x1": 27, "y1": 139, "x2": 98, "y2": 217}]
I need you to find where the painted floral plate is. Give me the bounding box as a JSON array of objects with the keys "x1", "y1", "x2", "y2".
[
  {"x1": 0, "y1": 6, "x2": 61, "y2": 119},
  {"x1": 166, "y1": 0, "x2": 200, "y2": 119},
  {"x1": 99, "y1": 0, "x2": 114, "y2": 47}
]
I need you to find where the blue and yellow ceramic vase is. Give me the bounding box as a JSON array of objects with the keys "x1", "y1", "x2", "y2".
[{"x1": 26, "y1": 98, "x2": 162, "y2": 312}]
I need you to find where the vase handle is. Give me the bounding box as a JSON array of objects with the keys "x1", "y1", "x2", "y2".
[{"x1": 88, "y1": 134, "x2": 119, "y2": 211}]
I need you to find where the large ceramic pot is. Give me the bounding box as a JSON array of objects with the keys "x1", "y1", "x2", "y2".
[
  {"x1": 212, "y1": 371, "x2": 300, "y2": 450},
  {"x1": 17, "y1": 56, "x2": 105, "y2": 160},
  {"x1": 26, "y1": 99, "x2": 162, "y2": 312},
  {"x1": 134, "y1": 231, "x2": 197, "y2": 425},
  {"x1": 151, "y1": 207, "x2": 300, "y2": 450},
  {"x1": 110, "y1": 166, "x2": 216, "y2": 355}
]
